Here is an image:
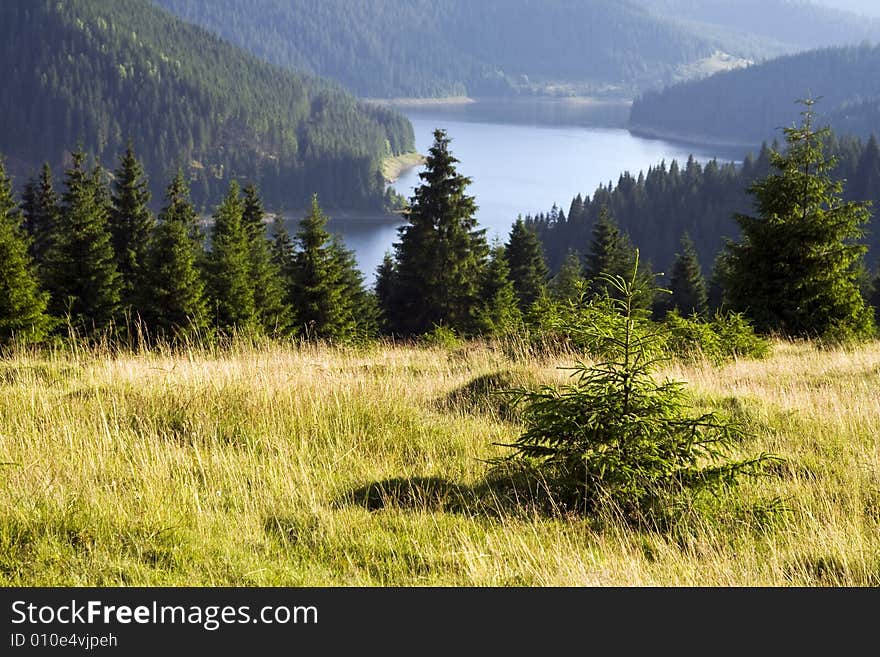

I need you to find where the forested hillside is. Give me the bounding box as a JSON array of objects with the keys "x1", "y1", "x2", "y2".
[
  {"x1": 630, "y1": 44, "x2": 880, "y2": 145},
  {"x1": 152, "y1": 0, "x2": 719, "y2": 98},
  {"x1": 0, "y1": 0, "x2": 414, "y2": 210},
  {"x1": 530, "y1": 134, "x2": 880, "y2": 275}
]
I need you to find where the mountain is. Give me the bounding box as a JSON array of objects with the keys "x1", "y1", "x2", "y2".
[
  {"x1": 0, "y1": 0, "x2": 415, "y2": 210},
  {"x1": 810, "y1": 1, "x2": 880, "y2": 18},
  {"x1": 629, "y1": 43, "x2": 880, "y2": 146},
  {"x1": 151, "y1": 0, "x2": 727, "y2": 99},
  {"x1": 635, "y1": 0, "x2": 880, "y2": 58}
]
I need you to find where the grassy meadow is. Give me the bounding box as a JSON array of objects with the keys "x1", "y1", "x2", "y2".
[{"x1": 1, "y1": 337, "x2": 878, "y2": 586}]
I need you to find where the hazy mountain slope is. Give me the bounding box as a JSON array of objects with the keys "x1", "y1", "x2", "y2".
[
  {"x1": 0, "y1": 0, "x2": 414, "y2": 210},
  {"x1": 636, "y1": 0, "x2": 880, "y2": 56},
  {"x1": 152, "y1": 0, "x2": 722, "y2": 98},
  {"x1": 630, "y1": 44, "x2": 880, "y2": 145}
]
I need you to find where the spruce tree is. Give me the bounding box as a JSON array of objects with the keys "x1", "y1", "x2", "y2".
[
  {"x1": 374, "y1": 252, "x2": 397, "y2": 332},
  {"x1": 549, "y1": 249, "x2": 586, "y2": 302},
  {"x1": 290, "y1": 194, "x2": 347, "y2": 339},
  {"x1": 475, "y1": 242, "x2": 522, "y2": 337},
  {"x1": 143, "y1": 170, "x2": 210, "y2": 340},
  {"x1": 20, "y1": 162, "x2": 59, "y2": 269},
  {"x1": 668, "y1": 233, "x2": 708, "y2": 317},
  {"x1": 110, "y1": 143, "x2": 154, "y2": 315},
  {"x1": 241, "y1": 184, "x2": 292, "y2": 335},
  {"x1": 0, "y1": 159, "x2": 50, "y2": 344},
  {"x1": 505, "y1": 216, "x2": 549, "y2": 312},
  {"x1": 48, "y1": 149, "x2": 121, "y2": 334},
  {"x1": 725, "y1": 101, "x2": 875, "y2": 341},
  {"x1": 206, "y1": 181, "x2": 255, "y2": 332},
  {"x1": 386, "y1": 129, "x2": 488, "y2": 335}
]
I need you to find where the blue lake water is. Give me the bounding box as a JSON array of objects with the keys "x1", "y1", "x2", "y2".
[{"x1": 315, "y1": 102, "x2": 748, "y2": 281}]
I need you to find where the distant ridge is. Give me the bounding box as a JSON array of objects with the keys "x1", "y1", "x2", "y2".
[{"x1": 630, "y1": 43, "x2": 880, "y2": 145}]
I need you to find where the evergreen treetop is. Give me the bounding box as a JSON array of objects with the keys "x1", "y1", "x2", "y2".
[
  {"x1": 668, "y1": 232, "x2": 708, "y2": 317},
  {"x1": 0, "y1": 159, "x2": 50, "y2": 344},
  {"x1": 387, "y1": 128, "x2": 487, "y2": 335},
  {"x1": 110, "y1": 142, "x2": 154, "y2": 312},
  {"x1": 725, "y1": 100, "x2": 875, "y2": 342},
  {"x1": 49, "y1": 148, "x2": 121, "y2": 334},
  {"x1": 506, "y1": 215, "x2": 549, "y2": 312}
]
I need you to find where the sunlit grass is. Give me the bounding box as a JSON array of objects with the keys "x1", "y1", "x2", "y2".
[{"x1": 1, "y1": 338, "x2": 878, "y2": 586}]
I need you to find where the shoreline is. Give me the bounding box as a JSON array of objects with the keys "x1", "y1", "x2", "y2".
[
  {"x1": 627, "y1": 123, "x2": 761, "y2": 153},
  {"x1": 382, "y1": 151, "x2": 425, "y2": 183}
]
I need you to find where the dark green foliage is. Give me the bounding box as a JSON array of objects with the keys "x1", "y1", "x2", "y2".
[
  {"x1": 475, "y1": 243, "x2": 522, "y2": 338},
  {"x1": 269, "y1": 214, "x2": 295, "y2": 276},
  {"x1": 499, "y1": 263, "x2": 776, "y2": 518},
  {"x1": 584, "y1": 209, "x2": 654, "y2": 309},
  {"x1": 724, "y1": 102, "x2": 875, "y2": 343},
  {"x1": 384, "y1": 129, "x2": 488, "y2": 336},
  {"x1": 329, "y1": 235, "x2": 379, "y2": 340},
  {"x1": 0, "y1": 160, "x2": 50, "y2": 344},
  {"x1": 374, "y1": 252, "x2": 397, "y2": 331},
  {"x1": 290, "y1": 195, "x2": 354, "y2": 340},
  {"x1": 667, "y1": 233, "x2": 708, "y2": 317},
  {"x1": 707, "y1": 252, "x2": 730, "y2": 313},
  {"x1": 0, "y1": 0, "x2": 414, "y2": 210},
  {"x1": 110, "y1": 143, "x2": 154, "y2": 314},
  {"x1": 142, "y1": 170, "x2": 210, "y2": 340},
  {"x1": 206, "y1": 181, "x2": 255, "y2": 332},
  {"x1": 154, "y1": 0, "x2": 717, "y2": 98},
  {"x1": 241, "y1": 184, "x2": 292, "y2": 336},
  {"x1": 664, "y1": 310, "x2": 770, "y2": 365},
  {"x1": 46, "y1": 149, "x2": 121, "y2": 334},
  {"x1": 20, "y1": 163, "x2": 60, "y2": 269},
  {"x1": 549, "y1": 249, "x2": 585, "y2": 302},
  {"x1": 505, "y1": 216, "x2": 548, "y2": 312},
  {"x1": 532, "y1": 135, "x2": 880, "y2": 285}
]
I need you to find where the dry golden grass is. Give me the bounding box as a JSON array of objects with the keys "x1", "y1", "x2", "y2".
[{"x1": 0, "y1": 338, "x2": 878, "y2": 586}]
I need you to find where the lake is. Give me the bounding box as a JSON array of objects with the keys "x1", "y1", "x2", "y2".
[{"x1": 319, "y1": 101, "x2": 748, "y2": 281}]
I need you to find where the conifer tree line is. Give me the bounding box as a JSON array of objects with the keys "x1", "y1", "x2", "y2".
[
  {"x1": 0, "y1": 145, "x2": 376, "y2": 345},
  {"x1": 530, "y1": 132, "x2": 880, "y2": 277},
  {"x1": 1, "y1": 113, "x2": 878, "y2": 348}
]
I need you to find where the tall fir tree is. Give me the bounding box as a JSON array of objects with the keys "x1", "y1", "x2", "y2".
[
  {"x1": 725, "y1": 101, "x2": 875, "y2": 341},
  {"x1": 385, "y1": 129, "x2": 488, "y2": 335},
  {"x1": 667, "y1": 232, "x2": 708, "y2": 317},
  {"x1": 475, "y1": 241, "x2": 522, "y2": 337},
  {"x1": 505, "y1": 215, "x2": 549, "y2": 312},
  {"x1": 20, "y1": 162, "x2": 60, "y2": 269},
  {"x1": 143, "y1": 170, "x2": 210, "y2": 340},
  {"x1": 241, "y1": 184, "x2": 292, "y2": 335},
  {"x1": 206, "y1": 180, "x2": 255, "y2": 332},
  {"x1": 290, "y1": 194, "x2": 348, "y2": 339},
  {"x1": 47, "y1": 148, "x2": 121, "y2": 334},
  {"x1": 0, "y1": 159, "x2": 50, "y2": 344},
  {"x1": 110, "y1": 143, "x2": 154, "y2": 315}
]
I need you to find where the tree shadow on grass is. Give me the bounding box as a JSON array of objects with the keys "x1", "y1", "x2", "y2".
[{"x1": 337, "y1": 466, "x2": 569, "y2": 519}]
